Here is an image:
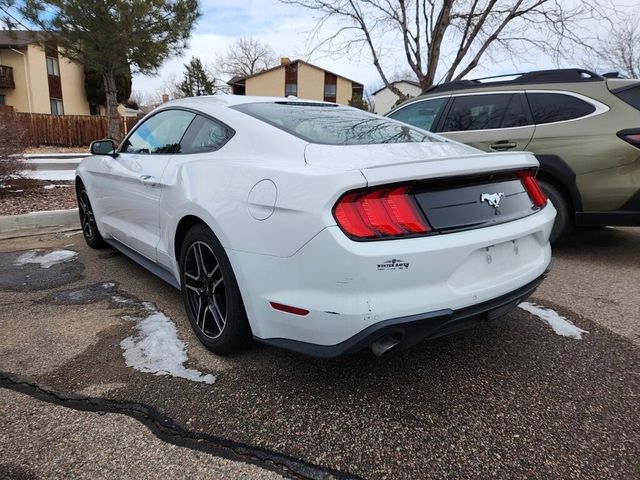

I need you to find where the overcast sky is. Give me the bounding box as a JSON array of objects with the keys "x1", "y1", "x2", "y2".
[{"x1": 132, "y1": 0, "x2": 634, "y2": 97}]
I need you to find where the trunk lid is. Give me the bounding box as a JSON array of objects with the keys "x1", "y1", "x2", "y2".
[{"x1": 304, "y1": 141, "x2": 539, "y2": 186}]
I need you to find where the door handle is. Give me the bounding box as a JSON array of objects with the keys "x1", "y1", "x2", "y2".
[
  {"x1": 490, "y1": 141, "x2": 517, "y2": 151},
  {"x1": 139, "y1": 175, "x2": 156, "y2": 183}
]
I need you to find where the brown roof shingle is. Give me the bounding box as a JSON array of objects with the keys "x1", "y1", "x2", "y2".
[{"x1": 0, "y1": 30, "x2": 43, "y2": 48}]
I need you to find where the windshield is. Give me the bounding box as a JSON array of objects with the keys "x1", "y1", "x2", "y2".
[{"x1": 233, "y1": 102, "x2": 443, "y2": 145}]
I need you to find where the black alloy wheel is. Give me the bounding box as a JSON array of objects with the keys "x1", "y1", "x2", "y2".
[
  {"x1": 184, "y1": 241, "x2": 227, "y2": 339},
  {"x1": 179, "y1": 224, "x2": 250, "y2": 355},
  {"x1": 76, "y1": 185, "x2": 106, "y2": 248}
]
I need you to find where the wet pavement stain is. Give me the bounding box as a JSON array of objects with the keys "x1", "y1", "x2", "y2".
[{"x1": 0, "y1": 249, "x2": 84, "y2": 291}]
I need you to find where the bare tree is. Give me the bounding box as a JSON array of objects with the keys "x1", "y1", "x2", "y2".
[
  {"x1": 591, "y1": 15, "x2": 639, "y2": 78},
  {"x1": 217, "y1": 37, "x2": 278, "y2": 78},
  {"x1": 0, "y1": 112, "x2": 27, "y2": 184},
  {"x1": 280, "y1": 0, "x2": 607, "y2": 96}
]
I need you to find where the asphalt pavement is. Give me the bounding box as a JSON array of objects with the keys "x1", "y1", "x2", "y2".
[{"x1": 0, "y1": 227, "x2": 638, "y2": 479}]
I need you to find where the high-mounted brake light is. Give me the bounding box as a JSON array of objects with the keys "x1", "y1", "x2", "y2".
[
  {"x1": 518, "y1": 171, "x2": 548, "y2": 208},
  {"x1": 333, "y1": 185, "x2": 431, "y2": 239}
]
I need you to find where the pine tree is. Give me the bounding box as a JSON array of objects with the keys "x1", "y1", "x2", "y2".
[
  {"x1": 179, "y1": 57, "x2": 216, "y2": 97},
  {"x1": 19, "y1": 0, "x2": 200, "y2": 140}
]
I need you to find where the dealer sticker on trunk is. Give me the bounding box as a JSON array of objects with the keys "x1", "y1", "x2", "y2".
[{"x1": 377, "y1": 258, "x2": 410, "y2": 271}]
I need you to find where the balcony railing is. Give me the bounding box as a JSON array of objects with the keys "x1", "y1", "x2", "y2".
[{"x1": 0, "y1": 65, "x2": 15, "y2": 89}]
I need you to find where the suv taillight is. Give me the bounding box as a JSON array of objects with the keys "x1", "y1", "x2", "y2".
[
  {"x1": 617, "y1": 129, "x2": 640, "y2": 149},
  {"x1": 333, "y1": 185, "x2": 431, "y2": 239},
  {"x1": 518, "y1": 170, "x2": 548, "y2": 207}
]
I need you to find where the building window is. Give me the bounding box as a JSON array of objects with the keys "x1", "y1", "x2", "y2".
[
  {"x1": 324, "y1": 72, "x2": 337, "y2": 102},
  {"x1": 50, "y1": 98, "x2": 64, "y2": 115},
  {"x1": 285, "y1": 63, "x2": 297, "y2": 97},
  {"x1": 285, "y1": 83, "x2": 297, "y2": 97},
  {"x1": 46, "y1": 56, "x2": 60, "y2": 76},
  {"x1": 0, "y1": 94, "x2": 5, "y2": 105}
]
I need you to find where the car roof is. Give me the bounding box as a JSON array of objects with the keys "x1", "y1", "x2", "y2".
[
  {"x1": 421, "y1": 69, "x2": 606, "y2": 95},
  {"x1": 388, "y1": 69, "x2": 632, "y2": 115},
  {"x1": 161, "y1": 94, "x2": 338, "y2": 110}
]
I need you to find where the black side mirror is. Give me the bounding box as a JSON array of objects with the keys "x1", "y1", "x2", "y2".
[{"x1": 90, "y1": 139, "x2": 117, "y2": 156}]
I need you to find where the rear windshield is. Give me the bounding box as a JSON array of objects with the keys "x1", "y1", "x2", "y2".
[
  {"x1": 233, "y1": 102, "x2": 442, "y2": 145},
  {"x1": 614, "y1": 85, "x2": 640, "y2": 111}
]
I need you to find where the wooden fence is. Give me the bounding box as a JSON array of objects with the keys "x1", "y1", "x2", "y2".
[{"x1": 5, "y1": 112, "x2": 140, "y2": 147}]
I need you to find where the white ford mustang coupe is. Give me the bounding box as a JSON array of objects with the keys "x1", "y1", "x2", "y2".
[{"x1": 77, "y1": 95, "x2": 555, "y2": 357}]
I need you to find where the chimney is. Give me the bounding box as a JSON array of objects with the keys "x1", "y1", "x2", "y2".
[
  {"x1": 162, "y1": 94, "x2": 169, "y2": 103},
  {"x1": 280, "y1": 57, "x2": 290, "y2": 65}
]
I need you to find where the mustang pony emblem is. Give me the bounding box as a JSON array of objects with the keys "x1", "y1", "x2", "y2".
[{"x1": 481, "y1": 192, "x2": 505, "y2": 209}]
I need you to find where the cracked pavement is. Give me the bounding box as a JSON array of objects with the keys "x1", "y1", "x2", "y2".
[{"x1": 0, "y1": 227, "x2": 638, "y2": 479}]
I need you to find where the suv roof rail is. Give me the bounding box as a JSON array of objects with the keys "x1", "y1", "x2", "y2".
[{"x1": 423, "y1": 68, "x2": 605, "y2": 94}]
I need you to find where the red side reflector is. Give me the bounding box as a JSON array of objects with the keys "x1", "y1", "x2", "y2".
[
  {"x1": 270, "y1": 302, "x2": 309, "y2": 316},
  {"x1": 518, "y1": 171, "x2": 548, "y2": 208},
  {"x1": 333, "y1": 184, "x2": 431, "y2": 239}
]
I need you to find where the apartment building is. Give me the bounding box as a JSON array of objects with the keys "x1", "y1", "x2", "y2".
[{"x1": 0, "y1": 30, "x2": 90, "y2": 115}]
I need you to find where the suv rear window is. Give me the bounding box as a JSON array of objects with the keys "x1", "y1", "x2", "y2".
[
  {"x1": 526, "y1": 93, "x2": 596, "y2": 124},
  {"x1": 613, "y1": 85, "x2": 640, "y2": 110},
  {"x1": 441, "y1": 94, "x2": 529, "y2": 132},
  {"x1": 234, "y1": 102, "x2": 441, "y2": 145}
]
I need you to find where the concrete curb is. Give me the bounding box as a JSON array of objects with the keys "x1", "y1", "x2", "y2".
[
  {"x1": 23, "y1": 153, "x2": 89, "y2": 159},
  {"x1": 0, "y1": 209, "x2": 80, "y2": 240}
]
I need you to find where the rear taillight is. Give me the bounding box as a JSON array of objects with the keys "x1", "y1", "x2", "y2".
[
  {"x1": 617, "y1": 129, "x2": 640, "y2": 149},
  {"x1": 333, "y1": 185, "x2": 431, "y2": 239},
  {"x1": 518, "y1": 171, "x2": 548, "y2": 208}
]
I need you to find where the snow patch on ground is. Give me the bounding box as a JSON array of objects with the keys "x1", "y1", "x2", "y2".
[
  {"x1": 14, "y1": 249, "x2": 78, "y2": 269},
  {"x1": 43, "y1": 184, "x2": 72, "y2": 189},
  {"x1": 518, "y1": 302, "x2": 588, "y2": 339},
  {"x1": 22, "y1": 170, "x2": 76, "y2": 181},
  {"x1": 120, "y1": 306, "x2": 215, "y2": 384}
]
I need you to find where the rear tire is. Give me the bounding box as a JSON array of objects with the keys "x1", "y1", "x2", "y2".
[
  {"x1": 179, "y1": 224, "x2": 251, "y2": 355},
  {"x1": 539, "y1": 180, "x2": 572, "y2": 244},
  {"x1": 76, "y1": 183, "x2": 106, "y2": 249}
]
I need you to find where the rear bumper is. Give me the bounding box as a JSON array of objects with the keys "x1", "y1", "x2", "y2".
[
  {"x1": 257, "y1": 267, "x2": 550, "y2": 358},
  {"x1": 229, "y1": 204, "x2": 555, "y2": 347}
]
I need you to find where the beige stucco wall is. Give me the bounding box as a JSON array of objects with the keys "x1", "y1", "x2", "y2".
[
  {"x1": 336, "y1": 76, "x2": 353, "y2": 105},
  {"x1": 0, "y1": 48, "x2": 31, "y2": 112},
  {"x1": 0, "y1": 44, "x2": 90, "y2": 115},
  {"x1": 26, "y1": 44, "x2": 51, "y2": 114},
  {"x1": 246, "y1": 67, "x2": 285, "y2": 97},
  {"x1": 58, "y1": 53, "x2": 90, "y2": 115},
  {"x1": 296, "y1": 63, "x2": 324, "y2": 101}
]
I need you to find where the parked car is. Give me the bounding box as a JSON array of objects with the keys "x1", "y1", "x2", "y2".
[
  {"x1": 387, "y1": 69, "x2": 640, "y2": 243},
  {"x1": 76, "y1": 96, "x2": 554, "y2": 357}
]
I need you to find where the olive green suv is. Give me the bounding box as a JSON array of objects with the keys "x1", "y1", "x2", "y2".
[{"x1": 387, "y1": 69, "x2": 640, "y2": 242}]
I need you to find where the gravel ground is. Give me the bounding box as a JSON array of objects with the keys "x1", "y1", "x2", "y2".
[
  {"x1": 0, "y1": 179, "x2": 76, "y2": 215},
  {"x1": 0, "y1": 388, "x2": 286, "y2": 480},
  {"x1": 0, "y1": 228, "x2": 638, "y2": 479}
]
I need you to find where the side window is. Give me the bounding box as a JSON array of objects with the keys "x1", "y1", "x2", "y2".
[
  {"x1": 526, "y1": 93, "x2": 596, "y2": 124},
  {"x1": 501, "y1": 95, "x2": 530, "y2": 128},
  {"x1": 180, "y1": 115, "x2": 234, "y2": 153},
  {"x1": 442, "y1": 94, "x2": 528, "y2": 132},
  {"x1": 388, "y1": 98, "x2": 447, "y2": 132},
  {"x1": 122, "y1": 109, "x2": 196, "y2": 154}
]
